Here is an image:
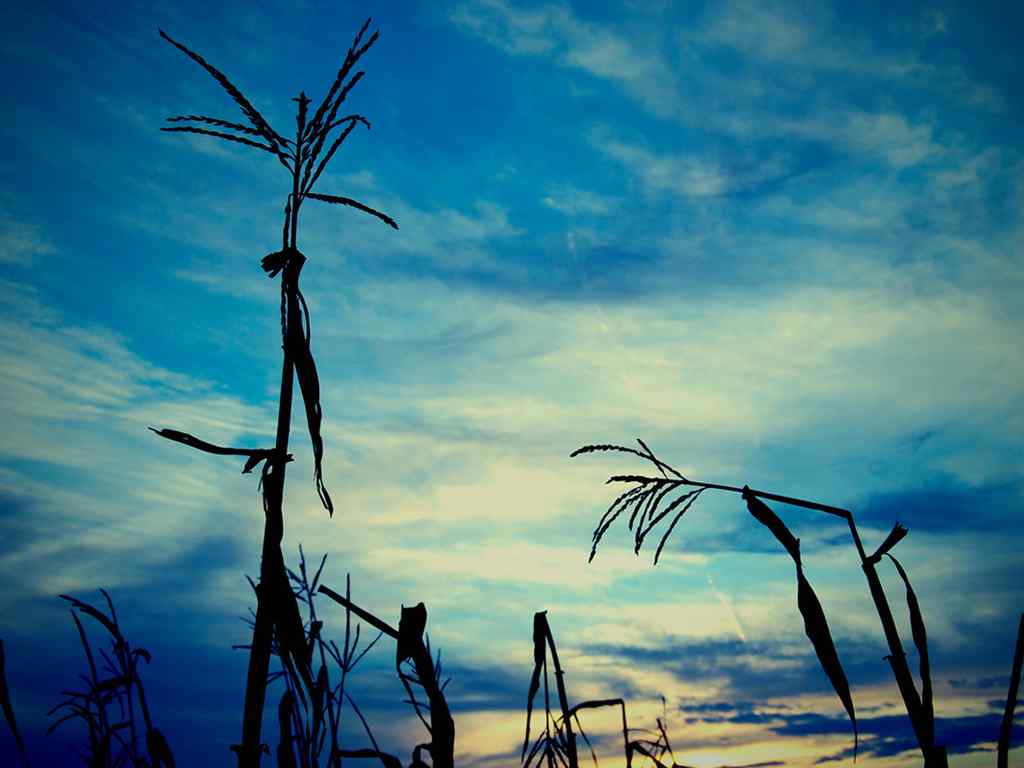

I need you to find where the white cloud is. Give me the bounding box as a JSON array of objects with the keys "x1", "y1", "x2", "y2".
[
  {"x1": 591, "y1": 129, "x2": 793, "y2": 196},
  {"x1": 451, "y1": 0, "x2": 682, "y2": 118},
  {"x1": 0, "y1": 215, "x2": 56, "y2": 265},
  {"x1": 542, "y1": 184, "x2": 617, "y2": 216}
]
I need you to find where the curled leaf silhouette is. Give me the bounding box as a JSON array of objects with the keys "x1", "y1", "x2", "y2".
[{"x1": 867, "y1": 522, "x2": 908, "y2": 564}]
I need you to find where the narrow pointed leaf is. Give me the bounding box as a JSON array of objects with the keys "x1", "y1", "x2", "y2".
[
  {"x1": 276, "y1": 690, "x2": 297, "y2": 768},
  {"x1": 743, "y1": 493, "x2": 857, "y2": 759},
  {"x1": 305, "y1": 192, "x2": 398, "y2": 229},
  {"x1": 304, "y1": 18, "x2": 375, "y2": 141},
  {"x1": 60, "y1": 595, "x2": 119, "y2": 639},
  {"x1": 288, "y1": 285, "x2": 333, "y2": 515},
  {"x1": 159, "y1": 29, "x2": 286, "y2": 145},
  {"x1": 886, "y1": 553, "x2": 934, "y2": 744},
  {"x1": 161, "y1": 126, "x2": 277, "y2": 153},
  {"x1": 797, "y1": 569, "x2": 858, "y2": 761},
  {"x1": 165, "y1": 114, "x2": 263, "y2": 136},
  {"x1": 652, "y1": 488, "x2": 705, "y2": 564}
]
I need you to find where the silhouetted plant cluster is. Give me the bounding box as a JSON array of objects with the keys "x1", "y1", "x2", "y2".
[{"x1": 46, "y1": 591, "x2": 173, "y2": 768}]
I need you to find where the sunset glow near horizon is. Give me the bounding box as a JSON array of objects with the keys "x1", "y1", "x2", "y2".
[{"x1": 1, "y1": 1, "x2": 1023, "y2": 766}]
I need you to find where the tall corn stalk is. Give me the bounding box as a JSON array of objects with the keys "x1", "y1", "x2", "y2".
[
  {"x1": 573, "y1": 440, "x2": 963, "y2": 766},
  {"x1": 152, "y1": 19, "x2": 397, "y2": 766}
]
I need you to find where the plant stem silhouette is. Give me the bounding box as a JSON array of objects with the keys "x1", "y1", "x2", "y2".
[
  {"x1": 154, "y1": 19, "x2": 397, "y2": 766},
  {"x1": 998, "y1": 613, "x2": 1024, "y2": 768}
]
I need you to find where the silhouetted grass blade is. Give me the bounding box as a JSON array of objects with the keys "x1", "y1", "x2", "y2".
[
  {"x1": 0, "y1": 639, "x2": 28, "y2": 767},
  {"x1": 886, "y1": 553, "x2": 934, "y2": 742},
  {"x1": 305, "y1": 192, "x2": 398, "y2": 229}
]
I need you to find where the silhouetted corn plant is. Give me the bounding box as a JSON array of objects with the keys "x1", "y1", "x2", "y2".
[
  {"x1": 572, "y1": 439, "x2": 969, "y2": 766},
  {"x1": 317, "y1": 587, "x2": 454, "y2": 768},
  {"x1": 152, "y1": 18, "x2": 397, "y2": 767},
  {"x1": 522, "y1": 611, "x2": 693, "y2": 768},
  {"x1": 47, "y1": 591, "x2": 174, "y2": 768}
]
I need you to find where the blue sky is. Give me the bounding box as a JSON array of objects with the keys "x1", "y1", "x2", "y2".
[{"x1": 1, "y1": 0, "x2": 1023, "y2": 766}]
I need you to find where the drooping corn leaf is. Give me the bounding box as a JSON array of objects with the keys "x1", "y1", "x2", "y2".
[
  {"x1": 275, "y1": 249, "x2": 333, "y2": 516},
  {"x1": 797, "y1": 567, "x2": 858, "y2": 760},
  {"x1": 886, "y1": 553, "x2": 934, "y2": 745},
  {"x1": 289, "y1": 285, "x2": 333, "y2": 515},
  {"x1": 743, "y1": 487, "x2": 800, "y2": 562},
  {"x1": 305, "y1": 192, "x2": 398, "y2": 229},
  {"x1": 744, "y1": 491, "x2": 857, "y2": 760}
]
